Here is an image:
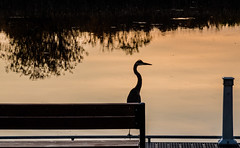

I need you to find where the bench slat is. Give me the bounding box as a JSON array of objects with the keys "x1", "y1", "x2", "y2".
[
  {"x1": 0, "y1": 104, "x2": 139, "y2": 116},
  {"x1": 0, "y1": 116, "x2": 139, "y2": 129}
]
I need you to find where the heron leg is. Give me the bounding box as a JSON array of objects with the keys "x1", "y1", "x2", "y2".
[{"x1": 127, "y1": 129, "x2": 132, "y2": 139}]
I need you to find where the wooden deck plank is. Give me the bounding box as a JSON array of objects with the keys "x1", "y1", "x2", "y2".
[
  {"x1": 0, "y1": 140, "x2": 139, "y2": 147},
  {"x1": 0, "y1": 141, "x2": 240, "y2": 148},
  {"x1": 146, "y1": 142, "x2": 240, "y2": 148}
]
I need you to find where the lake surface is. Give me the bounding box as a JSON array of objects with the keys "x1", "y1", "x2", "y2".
[
  {"x1": 1, "y1": 24, "x2": 240, "y2": 137},
  {"x1": 0, "y1": 1, "x2": 240, "y2": 137}
]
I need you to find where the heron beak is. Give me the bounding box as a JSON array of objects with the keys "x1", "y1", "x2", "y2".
[{"x1": 142, "y1": 62, "x2": 152, "y2": 65}]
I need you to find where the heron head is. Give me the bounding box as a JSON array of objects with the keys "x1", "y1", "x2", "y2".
[{"x1": 135, "y1": 60, "x2": 152, "y2": 66}]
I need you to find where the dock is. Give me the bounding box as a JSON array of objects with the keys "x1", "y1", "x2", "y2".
[
  {"x1": 0, "y1": 140, "x2": 239, "y2": 148},
  {"x1": 146, "y1": 142, "x2": 239, "y2": 148},
  {"x1": 0, "y1": 135, "x2": 240, "y2": 147},
  {"x1": 147, "y1": 142, "x2": 240, "y2": 148},
  {"x1": 147, "y1": 142, "x2": 239, "y2": 148}
]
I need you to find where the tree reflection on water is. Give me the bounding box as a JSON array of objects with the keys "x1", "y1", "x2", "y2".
[
  {"x1": 0, "y1": 2, "x2": 239, "y2": 79},
  {"x1": 0, "y1": 22, "x2": 87, "y2": 80},
  {"x1": 99, "y1": 30, "x2": 151, "y2": 54},
  {"x1": 0, "y1": 19, "x2": 152, "y2": 79}
]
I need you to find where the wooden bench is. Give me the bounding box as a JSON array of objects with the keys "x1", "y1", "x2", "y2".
[{"x1": 0, "y1": 103, "x2": 145, "y2": 148}]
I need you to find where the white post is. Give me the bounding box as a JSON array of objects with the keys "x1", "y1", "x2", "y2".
[{"x1": 218, "y1": 77, "x2": 238, "y2": 146}]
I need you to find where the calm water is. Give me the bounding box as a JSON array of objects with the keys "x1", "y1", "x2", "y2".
[{"x1": 1, "y1": 21, "x2": 240, "y2": 138}]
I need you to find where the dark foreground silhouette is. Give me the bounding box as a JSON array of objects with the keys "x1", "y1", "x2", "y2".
[
  {"x1": 127, "y1": 60, "x2": 152, "y2": 103},
  {"x1": 126, "y1": 60, "x2": 151, "y2": 136}
]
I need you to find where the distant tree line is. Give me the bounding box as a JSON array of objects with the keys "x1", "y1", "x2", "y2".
[
  {"x1": 0, "y1": 0, "x2": 239, "y2": 9},
  {"x1": 0, "y1": 0, "x2": 239, "y2": 18}
]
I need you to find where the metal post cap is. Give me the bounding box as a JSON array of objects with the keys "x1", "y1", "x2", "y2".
[{"x1": 223, "y1": 77, "x2": 234, "y2": 86}]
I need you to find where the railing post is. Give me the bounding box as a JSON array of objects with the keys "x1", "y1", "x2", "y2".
[{"x1": 218, "y1": 77, "x2": 238, "y2": 146}]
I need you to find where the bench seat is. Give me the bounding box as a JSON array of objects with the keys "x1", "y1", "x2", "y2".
[{"x1": 0, "y1": 103, "x2": 145, "y2": 148}]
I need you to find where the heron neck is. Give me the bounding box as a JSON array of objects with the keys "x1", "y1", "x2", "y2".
[{"x1": 134, "y1": 64, "x2": 142, "y2": 92}]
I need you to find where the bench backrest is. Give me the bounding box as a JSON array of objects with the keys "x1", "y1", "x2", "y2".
[{"x1": 0, "y1": 103, "x2": 145, "y2": 147}]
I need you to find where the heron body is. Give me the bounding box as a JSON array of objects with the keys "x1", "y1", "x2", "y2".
[
  {"x1": 127, "y1": 60, "x2": 151, "y2": 103},
  {"x1": 127, "y1": 88, "x2": 141, "y2": 103}
]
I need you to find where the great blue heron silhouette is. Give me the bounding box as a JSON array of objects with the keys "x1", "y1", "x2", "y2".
[
  {"x1": 127, "y1": 60, "x2": 152, "y2": 103},
  {"x1": 127, "y1": 60, "x2": 151, "y2": 136}
]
